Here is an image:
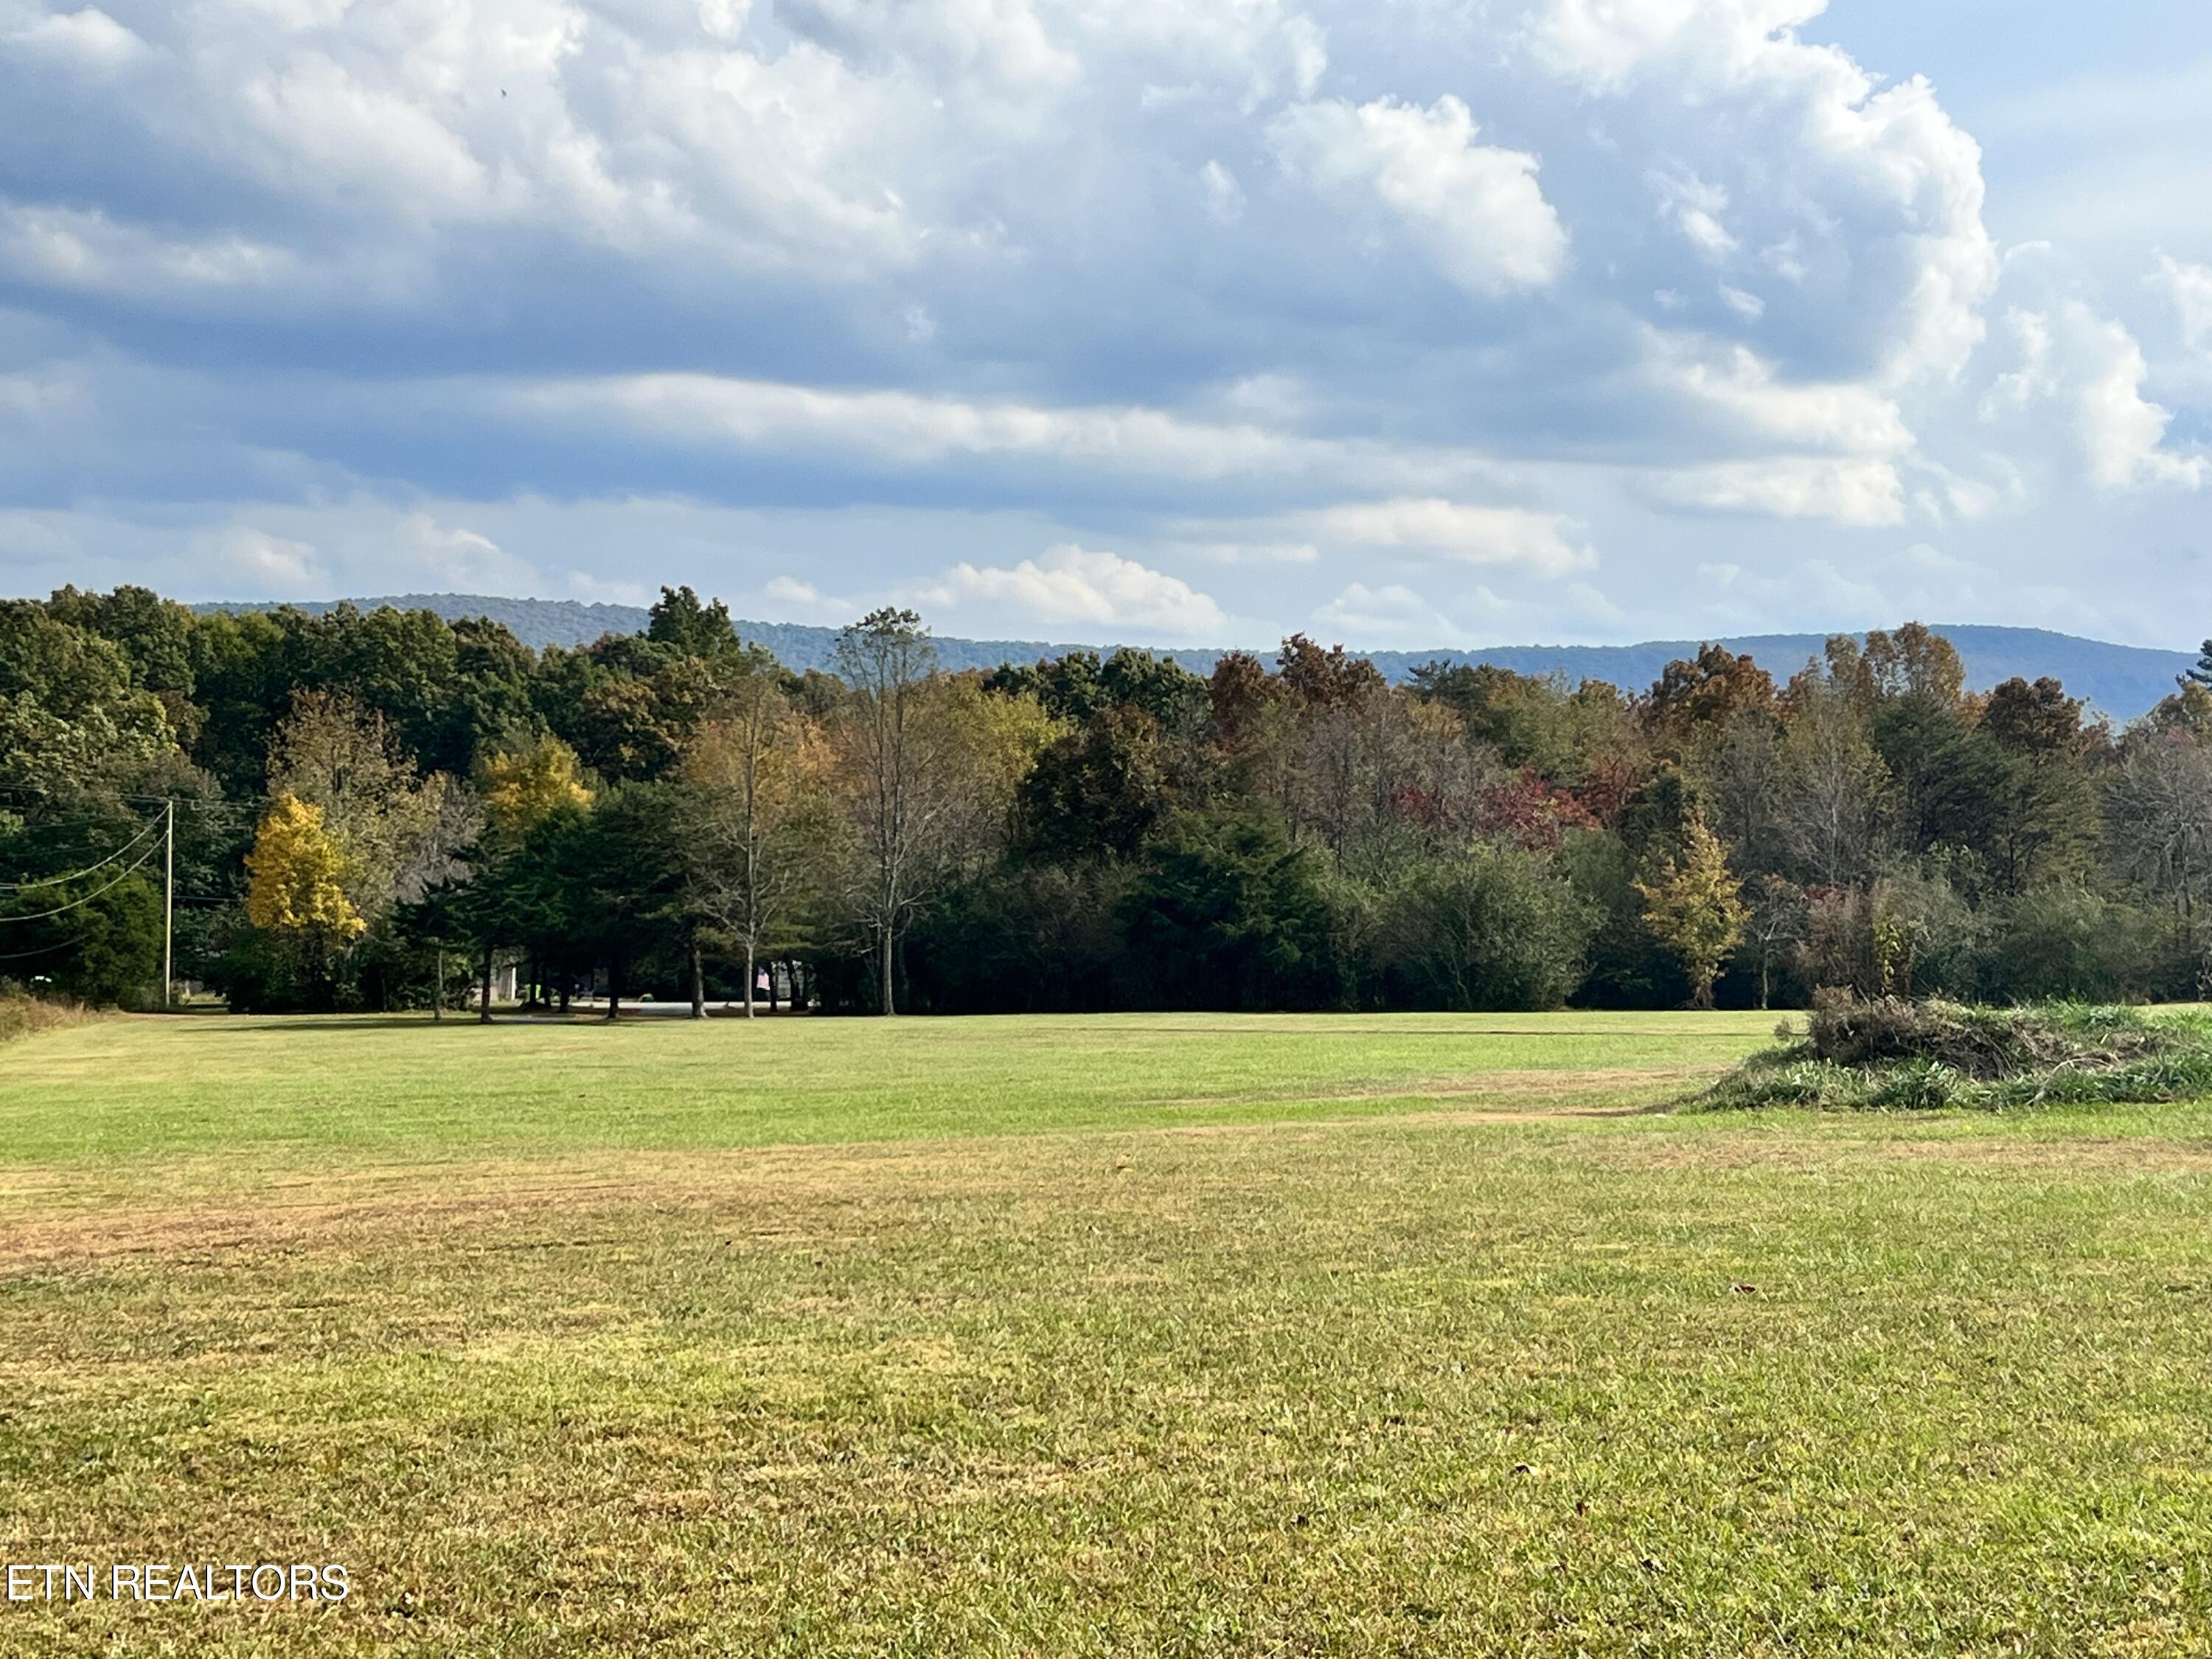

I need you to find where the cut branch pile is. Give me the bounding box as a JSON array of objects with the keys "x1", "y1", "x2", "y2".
[{"x1": 1696, "y1": 995, "x2": 2212, "y2": 1112}]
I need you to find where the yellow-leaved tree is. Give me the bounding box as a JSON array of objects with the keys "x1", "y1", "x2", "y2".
[
  {"x1": 1635, "y1": 814, "x2": 1746, "y2": 1009},
  {"x1": 482, "y1": 738, "x2": 594, "y2": 838},
  {"x1": 246, "y1": 794, "x2": 367, "y2": 954}
]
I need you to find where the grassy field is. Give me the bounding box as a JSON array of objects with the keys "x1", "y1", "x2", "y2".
[{"x1": 5, "y1": 1010, "x2": 2212, "y2": 1654}]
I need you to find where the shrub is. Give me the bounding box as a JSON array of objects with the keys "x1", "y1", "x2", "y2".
[{"x1": 1368, "y1": 844, "x2": 1597, "y2": 1012}]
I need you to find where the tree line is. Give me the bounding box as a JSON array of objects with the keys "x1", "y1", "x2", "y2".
[{"x1": 7, "y1": 584, "x2": 2212, "y2": 1015}]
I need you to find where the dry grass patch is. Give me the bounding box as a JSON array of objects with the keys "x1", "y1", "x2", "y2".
[{"x1": 0, "y1": 990, "x2": 95, "y2": 1046}]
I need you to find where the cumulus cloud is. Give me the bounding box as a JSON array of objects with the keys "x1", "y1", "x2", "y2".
[
  {"x1": 1529, "y1": 0, "x2": 1999, "y2": 386},
  {"x1": 2, "y1": 4, "x2": 144, "y2": 69},
  {"x1": 200, "y1": 524, "x2": 326, "y2": 591},
  {"x1": 1650, "y1": 169, "x2": 1736, "y2": 262},
  {"x1": 394, "y1": 512, "x2": 538, "y2": 591},
  {"x1": 1645, "y1": 457, "x2": 1907, "y2": 526},
  {"x1": 1305, "y1": 499, "x2": 1593, "y2": 575},
  {"x1": 1982, "y1": 302, "x2": 2207, "y2": 490},
  {"x1": 0, "y1": 0, "x2": 2202, "y2": 647},
  {"x1": 1267, "y1": 95, "x2": 1568, "y2": 295},
  {"x1": 754, "y1": 574, "x2": 861, "y2": 626},
  {"x1": 1526, "y1": 0, "x2": 1829, "y2": 92},
  {"x1": 2154, "y1": 255, "x2": 2212, "y2": 352},
  {"x1": 1641, "y1": 330, "x2": 1913, "y2": 457},
  {"x1": 1719, "y1": 285, "x2": 1764, "y2": 322},
  {"x1": 1310, "y1": 582, "x2": 1467, "y2": 647},
  {"x1": 912, "y1": 544, "x2": 1228, "y2": 638},
  {"x1": 2065, "y1": 316, "x2": 2207, "y2": 490}
]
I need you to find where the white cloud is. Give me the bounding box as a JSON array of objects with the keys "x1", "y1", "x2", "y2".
[
  {"x1": 1888, "y1": 541, "x2": 2000, "y2": 611},
  {"x1": 3, "y1": 5, "x2": 145, "y2": 69},
  {"x1": 2067, "y1": 314, "x2": 2207, "y2": 490},
  {"x1": 394, "y1": 512, "x2": 538, "y2": 591},
  {"x1": 756, "y1": 574, "x2": 861, "y2": 626},
  {"x1": 200, "y1": 524, "x2": 325, "y2": 591},
  {"x1": 234, "y1": 50, "x2": 498, "y2": 220},
  {"x1": 1529, "y1": 0, "x2": 1999, "y2": 386},
  {"x1": 0, "y1": 364, "x2": 89, "y2": 422},
  {"x1": 1200, "y1": 159, "x2": 1245, "y2": 225},
  {"x1": 1311, "y1": 582, "x2": 1465, "y2": 647},
  {"x1": 1180, "y1": 540, "x2": 1320, "y2": 566},
  {"x1": 1646, "y1": 457, "x2": 1907, "y2": 526},
  {"x1": 1981, "y1": 307, "x2": 2056, "y2": 414},
  {"x1": 1688, "y1": 540, "x2": 2003, "y2": 633},
  {"x1": 504, "y1": 371, "x2": 1528, "y2": 498},
  {"x1": 0, "y1": 202, "x2": 295, "y2": 293},
  {"x1": 1718, "y1": 285, "x2": 1764, "y2": 322},
  {"x1": 1982, "y1": 301, "x2": 2207, "y2": 490},
  {"x1": 513, "y1": 372, "x2": 1289, "y2": 476},
  {"x1": 911, "y1": 543, "x2": 1228, "y2": 638},
  {"x1": 1306, "y1": 499, "x2": 1593, "y2": 576},
  {"x1": 1268, "y1": 95, "x2": 1568, "y2": 295},
  {"x1": 1641, "y1": 330, "x2": 1912, "y2": 457},
  {"x1": 0, "y1": 0, "x2": 2202, "y2": 651},
  {"x1": 2153, "y1": 254, "x2": 2212, "y2": 352},
  {"x1": 1526, "y1": 0, "x2": 1830, "y2": 93},
  {"x1": 1650, "y1": 170, "x2": 1736, "y2": 261}
]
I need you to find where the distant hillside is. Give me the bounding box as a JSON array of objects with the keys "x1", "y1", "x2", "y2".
[
  {"x1": 194, "y1": 594, "x2": 1222, "y2": 678},
  {"x1": 200, "y1": 594, "x2": 654, "y2": 653},
  {"x1": 194, "y1": 594, "x2": 2199, "y2": 720},
  {"x1": 1362, "y1": 630, "x2": 2199, "y2": 723}
]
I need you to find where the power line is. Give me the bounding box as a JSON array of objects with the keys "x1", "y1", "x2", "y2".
[
  {"x1": 0, "y1": 779, "x2": 266, "y2": 817},
  {"x1": 0, "y1": 842, "x2": 162, "y2": 924},
  {"x1": 0, "y1": 813, "x2": 161, "y2": 891},
  {"x1": 0, "y1": 928, "x2": 105, "y2": 962}
]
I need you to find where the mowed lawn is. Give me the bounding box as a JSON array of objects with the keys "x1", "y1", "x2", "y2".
[{"x1": 5, "y1": 1014, "x2": 2212, "y2": 1654}]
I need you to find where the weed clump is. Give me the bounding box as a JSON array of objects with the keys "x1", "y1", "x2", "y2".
[
  {"x1": 0, "y1": 987, "x2": 93, "y2": 1046},
  {"x1": 1695, "y1": 994, "x2": 2212, "y2": 1113}
]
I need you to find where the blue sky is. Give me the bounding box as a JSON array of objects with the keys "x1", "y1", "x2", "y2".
[{"x1": 1, "y1": 0, "x2": 2208, "y2": 650}]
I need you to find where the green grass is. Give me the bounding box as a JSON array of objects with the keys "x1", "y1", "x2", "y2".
[
  {"x1": 0, "y1": 1009, "x2": 1769, "y2": 1169},
  {"x1": 5, "y1": 1012, "x2": 2212, "y2": 1653}
]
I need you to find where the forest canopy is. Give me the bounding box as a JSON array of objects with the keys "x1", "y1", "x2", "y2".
[{"x1": 6, "y1": 586, "x2": 2210, "y2": 1016}]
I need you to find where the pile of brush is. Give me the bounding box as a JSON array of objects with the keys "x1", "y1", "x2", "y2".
[{"x1": 1696, "y1": 994, "x2": 2212, "y2": 1112}]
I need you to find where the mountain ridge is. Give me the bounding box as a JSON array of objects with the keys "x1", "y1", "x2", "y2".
[{"x1": 192, "y1": 593, "x2": 2201, "y2": 720}]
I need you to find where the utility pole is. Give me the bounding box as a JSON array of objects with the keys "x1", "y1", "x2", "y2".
[{"x1": 163, "y1": 798, "x2": 175, "y2": 1009}]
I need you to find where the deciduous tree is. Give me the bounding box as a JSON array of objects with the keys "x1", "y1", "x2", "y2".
[
  {"x1": 246, "y1": 794, "x2": 367, "y2": 1006},
  {"x1": 1635, "y1": 815, "x2": 1745, "y2": 1009},
  {"x1": 678, "y1": 675, "x2": 834, "y2": 1016}
]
